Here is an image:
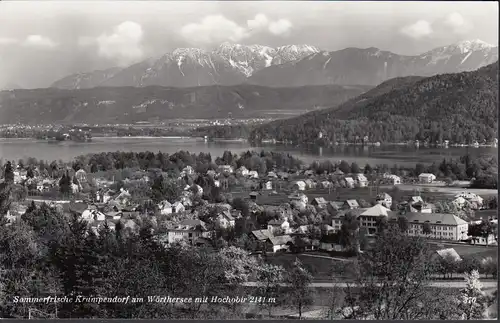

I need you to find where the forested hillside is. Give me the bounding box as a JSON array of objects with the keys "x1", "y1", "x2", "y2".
[{"x1": 249, "y1": 62, "x2": 499, "y2": 144}]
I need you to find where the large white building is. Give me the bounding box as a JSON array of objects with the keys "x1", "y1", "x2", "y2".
[{"x1": 404, "y1": 213, "x2": 468, "y2": 241}]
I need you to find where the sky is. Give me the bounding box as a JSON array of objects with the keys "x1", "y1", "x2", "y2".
[{"x1": 0, "y1": 1, "x2": 498, "y2": 89}]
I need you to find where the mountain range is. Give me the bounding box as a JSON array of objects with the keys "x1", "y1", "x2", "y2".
[
  {"x1": 0, "y1": 84, "x2": 370, "y2": 124},
  {"x1": 249, "y1": 62, "x2": 499, "y2": 144},
  {"x1": 50, "y1": 39, "x2": 497, "y2": 89}
]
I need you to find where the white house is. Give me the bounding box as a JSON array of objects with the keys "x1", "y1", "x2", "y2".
[
  {"x1": 159, "y1": 200, "x2": 173, "y2": 215},
  {"x1": 293, "y1": 180, "x2": 306, "y2": 191},
  {"x1": 264, "y1": 181, "x2": 273, "y2": 190},
  {"x1": 453, "y1": 196, "x2": 467, "y2": 208},
  {"x1": 384, "y1": 174, "x2": 401, "y2": 185},
  {"x1": 376, "y1": 193, "x2": 393, "y2": 209},
  {"x1": 267, "y1": 219, "x2": 291, "y2": 234},
  {"x1": 172, "y1": 201, "x2": 185, "y2": 213},
  {"x1": 344, "y1": 177, "x2": 355, "y2": 188},
  {"x1": 418, "y1": 173, "x2": 436, "y2": 184},
  {"x1": 81, "y1": 209, "x2": 106, "y2": 223},
  {"x1": 182, "y1": 166, "x2": 195, "y2": 175},
  {"x1": 355, "y1": 174, "x2": 368, "y2": 188},
  {"x1": 247, "y1": 171, "x2": 259, "y2": 179},
  {"x1": 288, "y1": 192, "x2": 308, "y2": 204},
  {"x1": 237, "y1": 166, "x2": 249, "y2": 177},
  {"x1": 159, "y1": 222, "x2": 206, "y2": 246},
  {"x1": 217, "y1": 210, "x2": 235, "y2": 229},
  {"x1": 455, "y1": 192, "x2": 484, "y2": 207}
]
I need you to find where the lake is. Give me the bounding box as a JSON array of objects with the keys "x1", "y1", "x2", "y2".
[{"x1": 0, "y1": 137, "x2": 496, "y2": 166}]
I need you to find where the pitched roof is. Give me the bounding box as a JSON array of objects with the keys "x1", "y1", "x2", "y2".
[
  {"x1": 345, "y1": 199, "x2": 359, "y2": 207},
  {"x1": 436, "y1": 248, "x2": 462, "y2": 262},
  {"x1": 377, "y1": 192, "x2": 392, "y2": 200},
  {"x1": 268, "y1": 235, "x2": 292, "y2": 245},
  {"x1": 403, "y1": 212, "x2": 468, "y2": 225},
  {"x1": 312, "y1": 197, "x2": 328, "y2": 205},
  {"x1": 360, "y1": 204, "x2": 391, "y2": 217},
  {"x1": 251, "y1": 229, "x2": 272, "y2": 241},
  {"x1": 268, "y1": 219, "x2": 287, "y2": 226}
]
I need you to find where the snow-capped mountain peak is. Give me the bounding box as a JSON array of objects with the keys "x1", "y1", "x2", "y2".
[{"x1": 453, "y1": 39, "x2": 495, "y2": 53}]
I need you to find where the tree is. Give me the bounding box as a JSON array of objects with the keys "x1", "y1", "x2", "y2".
[
  {"x1": 422, "y1": 222, "x2": 432, "y2": 235},
  {"x1": 58, "y1": 173, "x2": 72, "y2": 196},
  {"x1": 364, "y1": 163, "x2": 373, "y2": 175},
  {"x1": 480, "y1": 257, "x2": 497, "y2": 279},
  {"x1": 339, "y1": 211, "x2": 360, "y2": 253},
  {"x1": 457, "y1": 270, "x2": 488, "y2": 320},
  {"x1": 397, "y1": 216, "x2": 409, "y2": 233},
  {"x1": 26, "y1": 167, "x2": 35, "y2": 179},
  {"x1": 338, "y1": 160, "x2": 350, "y2": 174},
  {"x1": 150, "y1": 175, "x2": 182, "y2": 203},
  {"x1": 340, "y1": 227, "x2": 451, "y2": 319},
  {"x1": 256, "y1": 263, "x2": 285, "y2": 317},
  {"x1": 436, "y1": 254, "x2": 460, "y2": 279},
  {"x1": 286, "y1": 259, "x2": 313, "y2": 319},
  {"x1": 3, "y1": 161, "x2": 14, "y2": 183},
  {"x1": 350, "y1": 162, "x2": 361, "y2": 174}
]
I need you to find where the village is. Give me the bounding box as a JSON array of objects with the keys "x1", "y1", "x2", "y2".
[{"x1": 3, "y1": 156, "x2": 498, "y2": 263}]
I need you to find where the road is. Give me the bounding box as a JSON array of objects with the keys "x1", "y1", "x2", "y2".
[{"x1": 243, "y1": 281, "x2": 498, "y2": 289}]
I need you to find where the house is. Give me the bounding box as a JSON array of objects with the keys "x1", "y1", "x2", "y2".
[
  {"x1": 304, "y1": 179, "x2": 317, "y2": 189},
  {"x1": 388, "y1": 174, "x2": 401, "y2": 185},
  {"x1": 359, "y1": 204, "x2": 392, "y2": 235},
  {"x1": 320, "y1": 181, "x2": 333, "y2": 189},
  {"x1": 247, "y1": 171, "x2": 259, "y2": 179},
  {"x1": 182, "y1": 165, "x2": 195, "y2": 175},
  {"x1": 311, "y1": 197, "x2": 328, "y2": 209},
  {"x1": 81, "y1": 209, "x2": 106, "y2": 222},
  {"x1": 403, "y1": 213, "x2": 469, "y2": 241},
  {"x1": 71, "y1": 183, "x2": 79, "y2": 194},
  {"x1": 471, "y1": 234, "x2": 497, "y2": 246},
  {"x1": 159, "y1": 222, "x2": 206, "y2": 246},
  {"x1": 418, "y1": 173, "x2": 436, "y2": 184},
  {"x1": 249, "y1": 191, "x2": 259, "y2": 200},
  {"x1": 323, "y1": 224, "x2": 336, "y2": 235},
  {"x1": 237, "y1": 166, "x2": 249, "y2": 177},
  {"x1": 292, "y1": 180, "x2": 306, "y2": 191},
  {"x1": 251, "y1": 229, "x2": 273, "y2": 242},
  {"x1": 343, "y1": 199, "x2": 359, "y2": 210},
  {"x1": 105, "y1": 211, "x2": 123, "y2": 221},
  {"x1": 288, "y1": 192, "x2": 308, "y2": 204},
  {"x1": 75, "y1": 169, "x2": 87, "y2": 183},
  {"x1": 319, "y1": 234, "x2": 343, "y2": 252},
  {"x1": 158, "y1": 200, "x2": 173, "y2": 215},
  {"x1": 263, "y1": 181, "x2": 273, "y2": 190},
  {"x1": 277, "y1": 172, "x2": 289, "y2": 180},
  {"x1": 453, "y1": 196, "x2": 467, "y2": 208},
  {"x1": 331, "y1": 214, "x2": 344, "y2": 233},
  {"x1": 267, "y1": 171, "x2": 278, "y2": 179},
  {"x1": 266, "y1": 235, "x2": 293, "y2": 253},
  {"x1": 455, "y1": 192, "x2": 484, "y2": 207},
  {"x1": 214, "y1": 180, "x2": 220, "y2": 187},
  {"x1": 172, "y1": 201, "x2": 185, "y2": 213},
  {"x1": 406, "y1": 198, "x2": 432, "y2": 213},
  {"x1": 344, "y1": 177, "x2": 355, "y2": 188},
  {"x1": 267, "y1": 219, "x2": 291, "y2": 234},
  {"x1": 376, "y1": 192, "x2": 393, "y2": 209},
  {"x1": 217, "y1": 210, "x2": 235, "y2": 228},
  {"x1": 327, "y1": 201, "x2": 343, "y2": 215},
  {"x1": 218, "y1": 165, "x2": 234, "y2": 174},
  {"x1": 115, "y1": 189, "x2": 132, "y2": 206},
  {"x1": 354, "y1": 174, "x2": 368, "y2": 188},
  {"x1": 332, "y1": 169, "x2": 344, "y2": 176}
]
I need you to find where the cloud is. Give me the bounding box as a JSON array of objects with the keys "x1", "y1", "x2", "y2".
[
  {"x1": 400, "y1": 20, "x2": 433, "y2": 39},
  {"x1": 85, "y1": 21, "x2": 144, "y2": 66},
  {"x1": 443, "y1": 12, "x2": 473, "y2": 34},
  {"x1": 247, "y1": 14, "x2": 269, "y2": 30},
  {"x1": 180, "y1": 15, "x2": 249, "y2": 44},
  {"x1": 0, "y1": 37, "x2": 19, "y2": 46},
  {"x1": 180, "y1": 14, "x2": 293, "y2": 44},
  {"x1": 269, "y1": 19, "x2": 293, "y2": 36},
  {"x1": 22, "y1": 35, "x2": 58, "y2": 49}
]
